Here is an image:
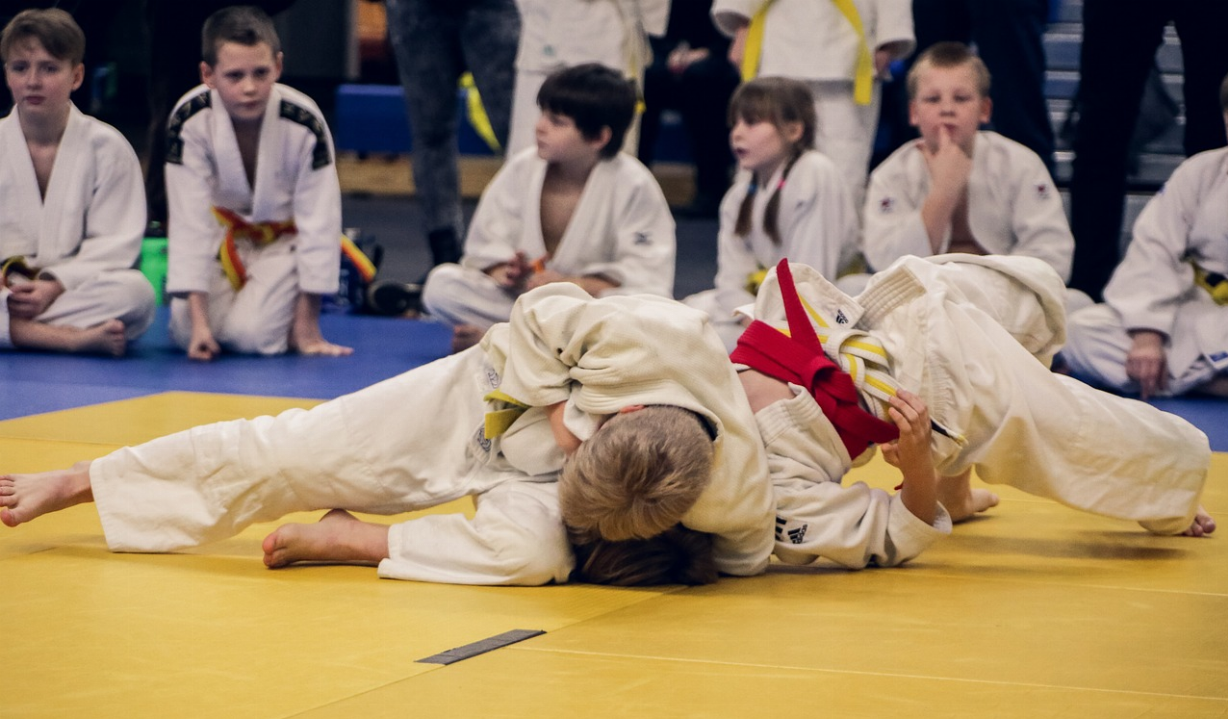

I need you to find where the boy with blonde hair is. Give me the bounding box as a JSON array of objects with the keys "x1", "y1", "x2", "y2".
[
  {"x1": 1062, "y1": 73, "x2": 1228, "y2": 400},
  {"x1": 165, "y1": 5, "x2": 349, "y2": 360},
  {"x1": 1, "y1": 8, "x2": 155, "y2": 356},
  {"x1": 862, "y1": 42, "x2": 1077, "y2": 302},
  {"x1": 1, "y1": 284, "x2": 774, "y2": 586}
]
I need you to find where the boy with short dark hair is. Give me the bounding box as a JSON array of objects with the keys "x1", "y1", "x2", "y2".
[
  {"x1": 422, "y1": 63, "x2": 676, "y2": 352},
  {"x1": 165, "y1": 5, "x2": 350, "y2": 360},
  {"x1": 0, "y1": 8, "x2": 155, "y2": 356}
]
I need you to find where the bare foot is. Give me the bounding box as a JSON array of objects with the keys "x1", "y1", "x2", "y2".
[
  {"x1": 451, "y1": 324, "x2": 484, "y2": 354},
  {"x1": 937, "y1": 469, "x2": 999, "y2": 523},
  {"x1": 1181, "y1": 506, "x2": 1216, "y2": 537},
  {"x1": 290, "y1": 335, "x2": 354, "y2": 357},
  {"x1": 261, "y1": 509, "x2": 389, "y2": 568},
  {"x1": 73, "y1": 319, "x2": 127, "y2": 357},
  {"x1": 0, "y1": 461, "x2": 94, "y2": 527}
]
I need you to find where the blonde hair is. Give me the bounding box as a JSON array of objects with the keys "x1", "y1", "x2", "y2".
[
  {"x1": 906, "y1": 41, "x2": 992, "y2": 100},
  {"x1": 560, "y1": 406, "x2": 714, "y2": 542},
  {"x1": 569, "y1": 525, "x2": 719, "y2": 586},
  {"x1": 728, "y1": 77, "x2": 816, "y2": 246}
]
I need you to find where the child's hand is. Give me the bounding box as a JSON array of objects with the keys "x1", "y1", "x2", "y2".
[
  {"x1": 488, "y1": 252, "x2": 534, "y2": 292},
  {"x1": 921, "y1": 126, "x2": 972, "y2": 196},
  {"x1": 6, "y1": 279, "x2": 64, "y2": 319},
  {"x1": 727, "y1": 25, "x2": 748, "y2": 67},
  {"x1": 525, "y1": 268, "x2": 566, "y2": 290},
  {"x1": 1126, "y1": 330, "x2": 1168, "y2": 399},
  {"x1": 545, "y1": 401, "x2": 582, "y2": 457},
  {"x1": 887, "y1": 390, "x2": 935, "y2": 485},
  {"x1": 879, "y1": 440, "x2": 900, "y2": 467},
  {"x1": 188, "y1": 324, "x2": 220, "y2": 362}
]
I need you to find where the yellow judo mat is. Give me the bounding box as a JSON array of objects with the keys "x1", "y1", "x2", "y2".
[{"x1": 2, "y1": 392, "x2": 1225, "y2": 719}]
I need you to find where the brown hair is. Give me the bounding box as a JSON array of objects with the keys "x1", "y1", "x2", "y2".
[
  {"x1": 906, "y1": 41, "x2": 992, "y2": 100},
  {"x1": 560, "y1": 406, "x2": 714, "y2": 542},
  {"x1": 569, "y1": 524, "x2": 719, "y2": 586},
  {"x1": 538, "y1": 63, "x2": 637, "y2": 159},
  {"x1": 1, "y1": 8, "x2": 85, "y2": 65},
  {"x1": 201, "y1": 5, "x2": 281, "y2": 66},
  {"x1": 728, "y1": 77, "x2": 815, "y2": 245}
]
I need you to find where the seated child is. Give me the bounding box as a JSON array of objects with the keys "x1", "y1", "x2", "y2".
[
  {"x1": 737, "y1": 256, "x2": 1213, "y2": 570},
  {"x1": 1061, "y1": 73, "x2": 1228, "y2": 400},
  {"x1": 422, "y1": 63, "x2": 677, "y2": 353},
  {"x1": 684, "y1": 76, "x2": 860, "y2": 350},
  {"x1": 165, "y1": 6, "x2": 350, "y2": 361},
  {"x1": 0, "y1": 9, "x2": 155, "y2": 356},
  {"x1": 859, "y1": 42, "x2": 1083, "y2": 307},
  {"x1": 1, "y1": 283, "x2": 775, "y2": 585}
]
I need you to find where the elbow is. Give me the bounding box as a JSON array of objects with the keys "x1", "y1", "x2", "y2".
[{"x1": 493, "y1": 520, "x2": 574, "y2": 586}]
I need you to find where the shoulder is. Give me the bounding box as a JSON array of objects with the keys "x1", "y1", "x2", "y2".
[
  {"x1": 871, "y1": 140, "x2": 924, "y2": 183},
  {"x1": 1164, "y1": 146, "x2": 1228, "y2": 193},
  {"x1": 601, "y1": 154, "x2": 669, "y2": 201},
  {"x1": 975, "y1": 131, "x2": 1047, "y2": 174},
  {"x1": 166, "y1": 86, "x2": 213, "y2": 165},
  {"x1": 274, "y1": 85, "x2": 334, "y2": 170},
  {"x1": 789, "y1": 150, "x2": 843, "y2": 186},
  {"x1": 73, "y1": 109, "x2": 139, "y2": 164}
]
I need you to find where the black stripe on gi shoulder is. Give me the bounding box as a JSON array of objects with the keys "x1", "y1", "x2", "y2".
[
  {"x1": 165, "y1": 90, "x2": 212, "y2": 165},
  {"x1": 279, "y1": 99, "x2": 332, "y2": 170}
]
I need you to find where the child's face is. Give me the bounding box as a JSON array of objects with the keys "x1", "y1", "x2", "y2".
[
  {"x1": 909, "y1": 64, "x2": 991, "y2": 154},
  {"x1": 3, "y1": 38, "x2": 83, "y2": 122},
  {"x1": 535, "y1": 109, "x2": 607, "y2": 165},
  {"x1": 729, "y1": 116, "x2": 802, "y2": 179},
  {"x1": 201, "y1": 41, "x2": 282, "y2": 124}
]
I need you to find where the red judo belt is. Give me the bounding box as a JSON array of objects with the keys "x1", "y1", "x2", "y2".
[{"x1": 731, "y1": 259, "x2": 899, "y2": 459}]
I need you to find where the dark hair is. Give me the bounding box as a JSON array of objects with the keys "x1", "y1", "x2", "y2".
[
  {"x1": 1, "y1": 8, "x2": 84, "y2": 65},
  {"x1": 728, "y1": 77, "x2": 816, "y2": 245},
  {"x1": 1220, "y1": 72, "x2": 1228, "y2": 113},
  {"x1": 906, "y1": 41, "x2": 991, "y2": 100},
  {"x1": 537, "y1": 63, "x2": 637, "y2": 159},
  {"x1": 569, "y1": 524, "x2": 719, "y2": 586},
  {"x1": 201, "y1": 5, "x2": 281, "y2": 66}
]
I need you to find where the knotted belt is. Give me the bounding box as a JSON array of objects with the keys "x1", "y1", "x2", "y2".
[
  {"x1": 1192, "y1": 262, "x2": 1228, "y2": 306},
  {"x1": 211, "y1": 206, "x2": 376, "y2": 291},
  {"x1": 1, "y1": 256, "x2": 37, "y2": 288},
  {"x1": 731, "y1": 259, "x2": 898, "y2": 459}
]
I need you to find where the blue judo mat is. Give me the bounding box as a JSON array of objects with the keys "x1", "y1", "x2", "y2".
[{"x1": 1, "y1": 307, "x2": 1225, "y2": 451}]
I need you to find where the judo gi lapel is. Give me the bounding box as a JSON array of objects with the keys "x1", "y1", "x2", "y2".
[
  {"x1": 209, "y1": 87, "x2": 254, "y2": 216},
  {"x1": 0, "y1": 109, "x2": 46, "y2": 257},
  {"x1": 250, "y1": 85, "x2": 285, "y2": 223},
  {"x1": 37, "y1": 104, "x2": 88, "y2": 259},
  {"x1": 549, "y1": 158, "x2": 614, "y2": 270},
  {"x1": 522, "y1": 156, "x2": 550, "y2": 259}
]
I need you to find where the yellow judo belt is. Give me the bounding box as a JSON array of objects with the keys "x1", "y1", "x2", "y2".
[
  {"x1": 1, "y1": 255, "x2": 37, "y2": 288},
  {"x1": 741, "y1": 0, "x2": 875, "y2": 106},
  {"x1": 211, "y1": 207, "x2": 376, "y2": 291},
  {"x1": 483, "y1": 389, "x2": 531, "y2": 439},
  {"x1": 1193, "y1": 263, "x2": 1228, "y2": 305}
]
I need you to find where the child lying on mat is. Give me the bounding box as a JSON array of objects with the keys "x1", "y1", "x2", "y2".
[{"x1": 0, "y1": 283, "x2": 774, "y2": 586}]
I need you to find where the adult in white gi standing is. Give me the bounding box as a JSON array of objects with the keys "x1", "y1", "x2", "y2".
[
  {"x1": 0, "y1": 284, "x2": 775, "y2": 586},
  {"x1": 1062, "y1": 81, "x2": 1228, "y2": 400},
  {"x1": 712, "y1": 0, "x2": 915, "y2": 208},
  {"x1": 0, "y1": 9, "x2": 154, "y2": 356},
  {"x1": 165, "y1": 6, "x2": 349, "y2": 360},
  {"x1": 422, "y1": 64, "x2": 676, "y2": 352}
]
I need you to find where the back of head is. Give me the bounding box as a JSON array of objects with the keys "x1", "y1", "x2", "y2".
[
  {"x1": 569, "y1": 524, "x2": 719, "y2": 586},
  {"x1": 537, "y1": 63, "x2": 637, "y2": 159},
  {"x1": 560, "y1": 406, "x2": 714, "y2": 542},
  {"x1": 906, "y1": 41, "x2": 991, "y2": 100},
  {"x1": 1221, "y1": 71, "x2": 1228, "y2": 114},
  {"x1": 1, "y1": 8, "x2": 84, "y2": 65},
  {"x1": 728, "y1": 76, "x2": 817, "y2": 150},
  {"x1": 202, "y1": 5, "x2": 281, "y2": 66}
]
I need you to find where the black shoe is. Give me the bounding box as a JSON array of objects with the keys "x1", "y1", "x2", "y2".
[{"x1": 366, "y1": 279, "x2": 422, "y2": 316}]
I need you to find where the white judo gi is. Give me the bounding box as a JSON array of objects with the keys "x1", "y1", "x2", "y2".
[
  {"x1": 747, "y1": 255, "x2": 1208, "y2": 569},
  {"x1": 0, "y1": 105, "x2": 155, "y2": 347},
  {"x1": 89, "y1": 285, "x2": 775, "y2": 584},
  {"x1": 863, "y1": 131, "x2": 1073, "y2": 280},
  {"x1": 422, "y1": 147, "x2": 676, "y2": 330},
  {"x1": 712, "y1": 0, "x2": 914, "y2": 205},
  {"x1": 505, "y1": 0, "x2": 670, "y2": 156},
  {"x1": 1063, "y1": 147, "x2": 1228, "y2": 396},
  {"x1": 164, "y1": 83, "x2": 342, "y2": 355},
  {"x1": 684, "y1": 150, "x2": 860, "y2": 350}
]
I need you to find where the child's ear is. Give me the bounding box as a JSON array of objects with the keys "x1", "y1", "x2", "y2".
[
  {"x1": 908, "y1": 99, "x2": 920, "y2": 127},
  {"x1": 782, "y1": 121, "x2": 804, "y2": 144},
  {"x1": 978, "y1": 96, "x2": 993, "y2": 126},
  {"x1": 200, "y1": 61, "x2": 214, "y2": 88},
  {"x1": 70, "y1": 63, "x2": 85, "y2": 91},
  {"x1": 590, "y1": 126, "x2": 613, "y2": 151}
]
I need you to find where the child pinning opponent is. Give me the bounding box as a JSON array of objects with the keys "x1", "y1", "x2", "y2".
[
  {"x1": 1, "y1": 9, "x2": 155, "y2": 356},
  {"x1": 684, "y1": 76, "x2": 860, "y2": 350},
  {"x1": 164, "y1": 5, "x2": 353, "y2": 361},
  {"x1": 422, "y1": 63, "x2": 676, "y2": 353}
]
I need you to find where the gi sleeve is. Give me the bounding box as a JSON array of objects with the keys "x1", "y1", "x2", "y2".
[
  {"x1": 461, "y1": 155, "x2": 529, "y2": 272},
  {"x1": 862, "y1": 150, "x2": 931, "y2": 272},
  {"x1": 379, "y1": 481, "x2": 574, "y2": 585},
  {"x1": 41, "y1": 128, "x2": 145, "y2": 290},
  {"x1": 760, "y1": 390, "x2": 950, "y2": 569},
  {"x1": 290, "y1": 119, "x2": 343, "y2": 295},
  {"x1": 1102, "y1": 162, "x2": 1202, "y2": 339},
  {"x1": 581, "y1": 164, "x2": 677, "y2": 297},
  {"x1": 1004, "y1": 153, "x2": 1073, "y2": 282},
  {"x1": 166, "y1": 117, "x2": 225, "y2": 295},
  {"x1": 870, "y1": 0, "x2": 916, "y2": 57},
  {"x1": 710, "y1": 0, "x2": 762, "y2": 35}
]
